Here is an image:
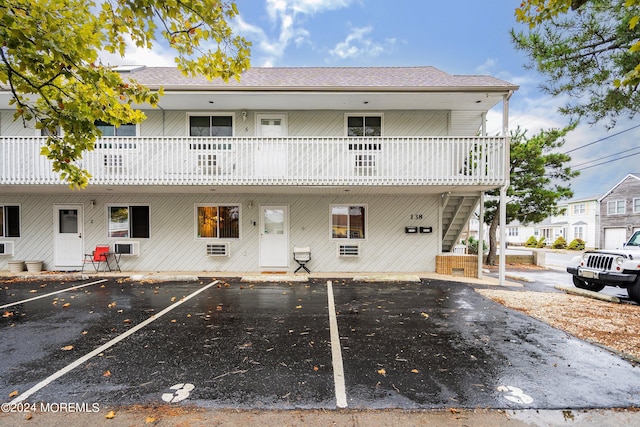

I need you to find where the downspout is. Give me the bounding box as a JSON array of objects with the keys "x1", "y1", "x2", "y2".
[{"x1": 499, "y1": 91, "x2": 514, "y2": 287}]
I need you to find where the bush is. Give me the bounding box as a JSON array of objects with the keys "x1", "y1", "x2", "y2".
[
  {"x1": 568, "y1": 238, "x2": 586, "y2": 250},
  {"x1": 461, "y1": 236, "x2": 488, "y2": 255},
  {"x1": 536, "y1": 237, "x2": 546, "y2": 248},
  {"x1": 552, "y1": 236, "x2": 567, "y2": 249},
  {"x1": 525, "y1": 236, "x2": 538, "y2": 248}
]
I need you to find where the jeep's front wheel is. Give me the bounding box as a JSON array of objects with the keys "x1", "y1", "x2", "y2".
[
  {"x1": 572, "y1": 276, "x2": 605, "y2": 292},
  {"x1": 627, "y1": 281, "x2": 640, "y2": 304}
]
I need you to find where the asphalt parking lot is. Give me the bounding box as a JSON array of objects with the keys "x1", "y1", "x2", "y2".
[{"x1": 1, "y1": 276, "x2": 639, "y2": 418}]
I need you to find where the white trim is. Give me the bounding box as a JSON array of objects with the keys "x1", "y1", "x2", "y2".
[
  {"x1": 598, "y1": 173, "x2": 640, "y2": 202},
  {"x1": 607, "y1": 200, "x2": 626, "y2": 215},
  {"x1": 0, "y1": 204, "x2": 21, "y2": 238},
  {"x1": 344, "y1": 112, "x2": 384, "y2": 136},
  {"x1": 186, "y1": 112, "x2": 236, "y2": 137},
  {"x1": 194, "y1": 203, "x2": 242, "y2": 240},
  {"x1": 106, "y1": 204, "x2": 151, "y2": 239},
  {"x1": 329, "y1": 204, "x2": 368, "y2": 241}
]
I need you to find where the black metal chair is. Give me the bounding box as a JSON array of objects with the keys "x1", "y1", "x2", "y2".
[{"x1": 293, "y1": 246, "x2": 311, "y2": 273}]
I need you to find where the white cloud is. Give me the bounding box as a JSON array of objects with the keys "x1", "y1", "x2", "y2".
[
  {"x1": 97, "y1": 35, "x2": 175, "y2": 67},
  {"x1": 234, "y1": 0, "x2": 355, "y2": 65},
  {"x1": 329, "y1": 26, "x2": 395, "y2": 60}
]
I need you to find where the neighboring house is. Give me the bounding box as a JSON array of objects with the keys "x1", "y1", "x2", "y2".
[
  {"x1": 0, "y1": 66, "x2": 517, "y2": 273},
  {"x1": 599, "y1": 173, "x2": 640, "y2": 249},
  {"x1": 503, "y1": 196, "x2": 600, "y2": 249}
]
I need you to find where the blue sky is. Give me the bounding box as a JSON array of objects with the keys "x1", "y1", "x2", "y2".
[{"x1": 100, "y1": 0, "x2": 640, "y2": 200}]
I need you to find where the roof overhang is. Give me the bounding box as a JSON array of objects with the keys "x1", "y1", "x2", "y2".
[{"x1": 149, "y1": 90, "x2": 507, "y2": 111}]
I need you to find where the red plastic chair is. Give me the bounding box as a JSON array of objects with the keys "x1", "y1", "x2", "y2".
[{"x1": 82, "y1": 245, "x2": 111, "y2": 272}]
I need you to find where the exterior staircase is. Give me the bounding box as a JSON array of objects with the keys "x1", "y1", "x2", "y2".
[{"x1": 441, "y1": 194, "x2": 480, "y2": 253}]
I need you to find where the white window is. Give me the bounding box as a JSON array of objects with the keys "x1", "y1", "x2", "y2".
[
  {"x1": 508, "y1": 227, "x2": 519, "y2": 237},
  {"x1": 331, "y1": 205, "x2": 366, "y2": 240},
  {"x1": 196, "y1": 205, "x2": 240, "y2": 239},
  {"x1": 607, "y1": 200, "x2": 625, "y2": 215},
  {"x1": 346, "y1": 115, "x2": 382, "y2": 136},
  {"x1": 0, "y1": 205, "x2": 20, "y2": 237},
  {"x1": 573, "y1": 203, "x2": 586, "y2": 215},
  {"x1": 634, "y1": 198, "x2": 640, "y2": 213},
  {"x1": 108, "y1": 206, "x2": 150, "y2": 238},
  {"x1": 96, "y1": 120, "x2": 137, "y2": 136},
  {"x1": 574, "y1": 226, "x2": 584, "y2": 240},
  {"x1": 189, "y1": 114, "x2": 234, "y2": 137}
]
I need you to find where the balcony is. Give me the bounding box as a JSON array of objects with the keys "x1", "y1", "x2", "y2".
[{"x1": 0, "y1": 136, "x2": 506, "y2": 188}]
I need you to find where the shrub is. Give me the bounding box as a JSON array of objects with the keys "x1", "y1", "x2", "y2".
[
  {"x1": 536, "y1": 237, "x2": 546, "y2": 248},
  {"x1": 461, "y1": 236, "x2": 488, "y2": 255},
  {"x1": 568, "y1": 238, "x2": 586, "y2": 250},
  {"x1": 552, "y1": 236, "x2": 567, "y2": 249},
  {"x1": 525, "y1": 236, "x2": 538, "y2": 248}
]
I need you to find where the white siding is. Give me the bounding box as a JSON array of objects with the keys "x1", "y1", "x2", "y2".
[
  {"x1": 1, "y1": 111, "x2": 34, "y2": 136},
  {"x1": 137, "y1": 109, "x2": 449, "y2": 138},
  {"x1": 0, "y1": 194, "x2": 440, "y2": 273},
  {"x1": 449, "y1": 111, "x2": 482, "y2": 136}
]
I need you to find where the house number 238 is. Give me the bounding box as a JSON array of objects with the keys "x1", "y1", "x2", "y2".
[{"x1": 410, "y1": 214, "x2": 423, "y2": 220}]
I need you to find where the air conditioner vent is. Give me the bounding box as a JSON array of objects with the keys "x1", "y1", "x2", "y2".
[
  {"x1": 206, "y1": 243, "x2": 229, "y2": 257},
  {"x1": 338, "y1": 243, "x2": 359, "y2": 257},
  {"x1": 114, "y1": 241, "x2": 140, "y2": 256},
  {"x1": 0, "y1": 241, "x2": 14, "y2": 256}
]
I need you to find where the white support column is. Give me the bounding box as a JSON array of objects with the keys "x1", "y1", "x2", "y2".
[
  {"x1": 499, "y1": 186, "x2": 507, "y2": 286},
  {"x1": 478, "y1": 191, "x2": 484, "y2": 279},
  {"x1": 478, "y1": 112, "x2": 487, "y2": 279},
  {"x1": 499, "y1": 91, "x2": 513, "y2": 287}
]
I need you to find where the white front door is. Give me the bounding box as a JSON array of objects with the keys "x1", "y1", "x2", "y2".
[
  {"x1": 54, "y1": 205, "x2": 84, "y2": 269},
  {"x1": 256, "y1": 114, "x2": 287, "y2": 178},
  {"x1": 259, "y1": 205, "x2": 289, "y2": 268}
]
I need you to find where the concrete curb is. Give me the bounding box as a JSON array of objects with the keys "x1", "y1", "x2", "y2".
[
  {"x1": 129, "y1": 275, "x2": 200, "y2": 282},
  {"x1": 241, "y1": 275, "x2": 309, "y2": 282},
  {"x1": 353, "y1": 274, "x2": 421, "y2": 282},
  {"x1": 554, "y1": 285, "x2": 621, "y2": 303}
]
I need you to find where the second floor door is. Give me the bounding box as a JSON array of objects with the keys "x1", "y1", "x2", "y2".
[{"x1": 256, "y1": 114, "x2": 288, "y2": 178}]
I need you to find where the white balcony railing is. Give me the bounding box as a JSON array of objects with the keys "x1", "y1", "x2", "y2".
[{"x1": 0, "y1": 136, "x2": 506, "y2": 186}]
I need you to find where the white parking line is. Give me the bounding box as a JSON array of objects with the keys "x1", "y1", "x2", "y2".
[
  {"x1": 0, "y1": 279, "x2": 109, "y2": 309},
  {"x1": 11, "y1": 280, "x2": 220, "y2": 404},
  {"x1": 327, "y1": 280, "x2": 348, "y2": 408}
]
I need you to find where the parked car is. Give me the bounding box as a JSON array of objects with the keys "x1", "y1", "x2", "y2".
[{"x1": 567, "y1": 231, "x2": 640, "y2": 303}]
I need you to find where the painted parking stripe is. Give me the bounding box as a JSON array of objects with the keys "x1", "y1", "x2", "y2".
[
  {"x1": 0, "y1": 279, "x2": 108, "y2": 310},
  {"x1": 327, "y1": 280, "x2": 348, "y2": 408},
  {"x1": 11, "y1": 280, "x2": 220, "y2": 404}
]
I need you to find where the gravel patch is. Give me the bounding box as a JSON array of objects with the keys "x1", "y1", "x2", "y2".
[{"x1": 476, "y1": 289, "x2": 640, "y2": 362}]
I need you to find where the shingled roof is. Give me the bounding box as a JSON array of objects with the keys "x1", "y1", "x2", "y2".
[{"x1": 120, "y1": 66, "x2": 517, "y2": 92}]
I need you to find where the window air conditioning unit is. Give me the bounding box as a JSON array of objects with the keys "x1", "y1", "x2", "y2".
[
  {"x1": 206, "y1": 243, "x2": 230, "y2": 257},
  {"x1": 0, "y1": 241, "x2": 14, "y2": 256},
  {"x1": 337, "y1": 243, "x2": 360, "y2": 257},
  {"x1": 114, "y1": 241, "x2": 140, "y2": 256}
]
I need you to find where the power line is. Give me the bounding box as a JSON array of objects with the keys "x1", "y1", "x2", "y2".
[
  {"x1": 563, "y1": 124, "x2": 640, "y2": 154},
  {"x1": 575, "y1": 151, "x2": 640, "y2": 171},
  {"x1": 571, "y1": 146, "x2": 640, "y2": 168}
]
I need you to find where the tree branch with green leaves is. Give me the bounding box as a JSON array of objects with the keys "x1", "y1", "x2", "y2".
[
  {"x1": 0, "y1": 0, "x2": 251, "y2": 188},
  {"x1": 484, "y1": 125, "x2": 579, "y2": 265},
  {"x1": 513, "y1": 0, "x2": 640, "y2": 127}
]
